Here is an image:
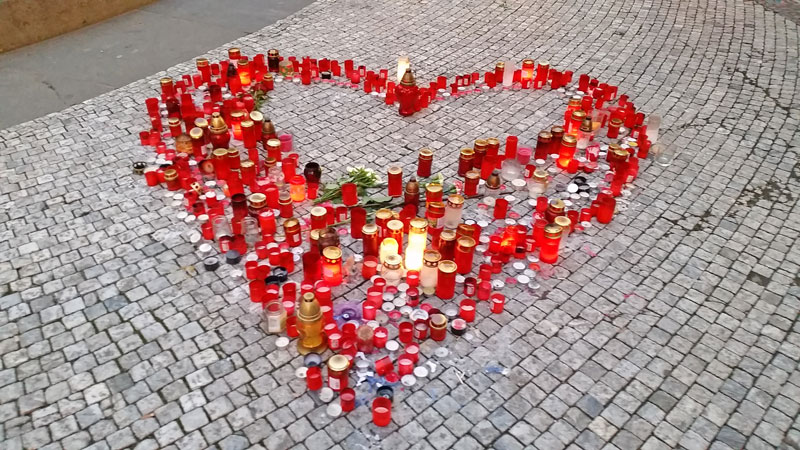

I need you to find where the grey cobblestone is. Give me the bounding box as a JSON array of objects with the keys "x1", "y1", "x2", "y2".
[{"x1": 0, "y1": 0, "x2": 799, "y2": 449}]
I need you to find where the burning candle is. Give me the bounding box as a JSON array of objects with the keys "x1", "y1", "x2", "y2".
[
  {"x1": 381, "y1": 254, "x2": 403, "y2": 287},
  {"x1": 289, "y1": 175, "x2": 306, "y2": 202},
  {"x1": 539, "y1": 224, "x2": 563, "y2": 264},
  {"x1": 404, "y1": 218, "x2": 428, "y2": 271},
  {"x1": 322, "y1": 247, "x2": 343, "y2": 286}
]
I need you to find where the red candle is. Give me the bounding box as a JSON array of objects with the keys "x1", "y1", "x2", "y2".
[
  {"x1": 340, "y1": 388, "x2": 356, "y2": 412},
  {"x1": 596, "y1": 194, "x2": 616, "y2": 224},
  {"x1": 417, "y1": 148, "x2": 433, "y2": 177},
  {"x1": 373, "y1": 327, "x2": 388, "y2": 348},
  {"x1": 372, "y1": 397, "x2": 392, "y2": 427},
  {"x1": 398, "y1": 321, "x2": 413, "y2": 344},
  {"x1": 493, "y1": 198, "x2": 509, "y2": 220},
  {"x1": 341, "y1": 182, "x2": 359, "y2": 206},
  {"x1": 490, "y1": 292, "x2": 505, "y2": 313},
  {"x1": 539, "y1": 224, "x2": 563, "y2": 264},
  {"x1": 454, "y1": 237, "x2": 476, "y2": 274},
  {"x1": 477, "y1": 280, "x2": 492, "y2": 301},
  {"x1": 459, "y1": 299, "x2": 476, "y2": 322},
  {"x1": 306, "y1": 366, "x2": 322, "y2": 390},
  {"x1": 397, "y1": 356, "x2": 415, "y2": 375},
  {"x1": 413, "y1": 319, "x2": 429, "y2": 340},
  {"x1": 387, "y1": 166, "x2": 403, "y2": 197},
  {"x1": 436, "y1": 261, "x2": 457, "y2": 299},
  {"x1": 362, "y1": 256, "x2": 379, "y2": 279},
  {"x1": 351, "y1": 207, "x2": 367, "y2": 238},
  {"x1": 375, "y1": 356, "x2": 393, "y2": 376}
]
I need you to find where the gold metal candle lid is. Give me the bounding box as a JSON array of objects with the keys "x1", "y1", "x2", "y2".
[
  {"x1": 375, "y1": 209, "x2": 393, "y2": 221},
  {"x1": 533, "y1": 169, "x2": 548, "y2": 182},
  {"x1": 262, "y1": 119, "x2": 276, "y2": 135},
  {"x1": 544, "y1": 224, "x2": 563, "y2": 238},
  {"x1": 230, "y1": 110, "x2": 245, "y2": 120},
  {"x1": 400, "y1": 69, "x2": 416, "y2": 86},
  {"x1": 495, "y1": 62, "x2": 505, "y2": 70},
  {"x1": 160, "y1": 77, "x2": 173, "y2": 86},
  {"x1": 209, "y1": 113, "x2": 228, "y2": 134},
  {"x1": 465, "y1": 170, "x2": 480, "y2": 181},
  {"x1": 538, "y1": 131, "x2": 552, "y2": 141},
  {"x1": 241, "y1": 159, "x2": 255, "y2": 170},
  {"x1": 405, "y1": 178, "x2": 420, "y2": 195},
  {"x1": 268, "y1": 49, "x2": 280, "y2": 57},
  {"x1": 429, "y1": 313, "x2": 447, "y2": 329},
  {"x1": 426, "y1": 183, "x2": 442, "y2": 195},
  {"x1": 196, "y1": 58, "x2": 209, "y2": 68},
  {"x1": 419, "y1": 148, "x2": 433, "y2": 159},
  {"x1": 387, "y1": 220, "x2": 404, "y2": 232},
  {"x1": 571, "y1": 110, "x2": 587, "y2": 121},
  {"x1": 457, "y1": 236, "x2": 476, "y2": 250},
  {"x1": 554, "y1": 216, "x2": 571, "y2": 230},
  {"x1": 267, "y1": 138, "x2": 281, "y2": 150},
  {"x1": 460, "y1": 148, "x2": 475, "y2": 158},
  {"x1": 227, "y1": 148, "x2": 240, "y2": 158},
  {"x1": 549, "y1": 199, "x2": 565, "y2": 212},
  {"x1": 189, "y1": 127, "x2": 204, "y2": 140},
  {"x1": 310, "y1": 206, "x2": 326, "y2": 218},
  {"x1": 446, "y1": 194, "x2": 464, "y2": 207},
  {"x1": 297, "y1": 293, "x2": 321, "y2": 322},
  {"x1": 168, "y1": 117, "x2": 180, "y2": 126},
  {"x1": 427, "y1": 202, "x2": 445, "y2": 216},
  {"x1": 388, "y1": 166, "x2": 403, "y2": 176},
  {"x1": 248, "y1": 192, "x2": 266, "y2": 208},
  {"x1": 194, "y1": 117, "x2": 208, "y2": 129},
  {"x1": 362, "y1": 223, "x2": 378, "y2": 235},
  {"x1": 474, "y1": 139, "x2": 488, "y2": 151},
  {"x1": 440, "y1": 230, "x2": 457, "y2": 242},
  {"x1": 284, "y1": 218, "x2": 300, "y2": 232},
  {"x1": 610, "y1": 117, "x2": 624, "y2": 126},
  {"x1": 163, "y1": 168, "x2": 178, "y2": 180},
  {"x1": 561, "y1": 135, "x2": 577, "y2": 147},
  {"x1": 410, "y1": 218, "x2": 428, "y2": 232},
  {"x1": 250, "y1": 110, "x2": 263, "y2": 122},
  {"x1": 538, "y1": 60, "x2": 550, "y2": 68},
  {"x1": 438, "y1": 260, "x2": 457, "y2": 273},
  {"x1": 551, "y1": 125, "x2": 565, "y2": 135},
  {"x1": 327, "y1": 354, "x2": 349, "y2": 372},
  {"x1": 384, "y1": 254, "x2": 402, "y2": 269},
  {"x1": 522, "y1": 58, "x2": 534, "y2": 67},
  {"x1": 486, "y1": 137, "x2": 500, "y2": 148},
  {"x1": 212, "y1": 148, "x2": 229, "y2": 159},
  {"x1": 322, "y1": 246, "x2": 342, "y2": 261},
  {"x1": 423, "y1": 250, "x2": 441, "y2": 266},
  {"x1": 241, "y1": 119, "x2": 254, "y2": 130}
]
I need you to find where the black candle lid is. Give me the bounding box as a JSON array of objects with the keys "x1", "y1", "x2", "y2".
[
  {"x1": 272, "y1": 266, "x2": 289, "y2": 282},
  {"x1": 376, "y1": 385, "x2": 394, "y2": 400},
  {"x1": 225, "y1": 250, "x2": 242, "y2": 265},
  {"x1": 451, "y1": 318, "x2": 467, "y2": 336},
  {"x1": 203, "y1": 257, "x2": 220, "y2": 271}
]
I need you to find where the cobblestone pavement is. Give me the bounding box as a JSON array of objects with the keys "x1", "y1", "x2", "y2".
[{"x1": 1, "y1": 0, "x2": 799, "y2": 449}]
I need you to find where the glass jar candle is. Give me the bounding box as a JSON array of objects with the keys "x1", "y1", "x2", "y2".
[
  {"x1": 554, "y1": 216, "x2": 572, "y2": 243},
  {"x1": 379, "y1": 238, "x2": 399, "y2": 265},
  {"x1": 458, "y1": 148, "x2": 475, "y2": 176},
  {"x1": 310, "y1": 206, "x2": 327, "y2": 231},
  {"x1": 564, "y1": 95, "x2": 582, "y2": 125},
  {"x1": 443, "y1": 195, "x2": 464, "y2": 229},
  {"x1": 473, "y1": 139, "x2": 487, "y2": 169},
  {"x1": 534, "y1": 131, "x2": 552, "y2": 160},
  {"x1": 425, "y1": 183, "x2": 443, "y2": 207},
  {"x1": 557, "y1": 135, "x2": 578, "y2": 169},
  {"x1": 421, "y1": 250, "x2": 441, "y2": 295},
  {"x1": 289, "y1": 175, "x2": 306, "y2": 202},
  {"x1": 539, "y1": 224, "x2": 563, "y2": 264},
  {"x1": 500, "y1": 158, "x2": 522, "y2": 181},
  {"x1": 327, "y1": 355, "x2": 350, "y2": 391},
  {"x1": 258, "y1": 209, "x2": 276, "y2": 236},
  {"x1": 550, "y1": 126, "x2": 565, "y2": 153},
  {"x1": 545, "y1": 199, "x2": 566, "y2": 223},
  {"x1": 577, "y1": 118, "x2": 593, "y2": 153},
  {"x1": 426, "y1": 202, "x2": 445, "y2": 228},
  {"x1": 264, "y1": 300, "x2": 287, "y2": 333},
  {"x1": 404, "y1": 218, "x2": 428, "y2": 271},
  {"x1": 528, "y1": 169, "x2": 549, "y2": 198},
  {"x1": 521, "y1": 59, "x2": 535, "y2": 84},
  {"x1": 386, "y1": 220, "x2": 404, "y2": 252},
  {"x1": 278, "y1": 192, "x2": 293, "y2": 218},
  {"x1": 596, "y1": 194, "x2": 616, "y2": 224},
  {"x1": 283, "y1": 218, "x2": 303, "y2": 247},
  {"x1": 607, "y1": 117, "x2": 623, "y2": 139},
  {"x1": 322, "y1": 247, "x2": 343, "y2": 286},
  {"x1": 568, "y1": 110, "x2": 587, "y2": 136},
  {"x1": 387, "y1": 166, "x2": 403, "y2": 197},
  {"x1": 381, "y1": 254, "x2": 403, "y2": 286},
  {"x1": 436, "y1": 260, "x2": 457, "y2": 299},
  {"x1": 375, "y1": 209, "x2": 393, "y2": 237},
  {"x1": 362, "y1": 223, "x2": 380, "y2": 257},
  {"x1": 417, "y1": 148, "x2": 433, "y2": 177},
  {"x1": 464, "y1": 170, "x2": 480, "y2": 197},
  {"x1": 266, "y1": 138, "x2": 282, "y2": 161},
  {"x1": 429, "y1": 313, "x2": 448, "y2": 341},
  {"x1": 455, "y1": 237, "x2": 476, "y2": 274},
  {"x1": 164, "y1": 169, "x2": 180, "y2": 191}
]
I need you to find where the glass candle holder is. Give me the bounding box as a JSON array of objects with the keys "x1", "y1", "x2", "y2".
[
  {"x1": 528, "y1": 169, "x2": 549, "y2": 198},
  {"x1": 372, "y1": 397, "x2": 392, "y2": 427},
  {"x1": 289, "y1": 176, "x2": 306, "y2": 202},
  {"x1": 322, "y1": 247, "x2": 343, "y2": 286},
  {"x1": 340, "y1": 388, "x2": 356, "y2": 412},
  {"x1": 596, "y1": 194, "x2": 616, "y2": 224},
  {"x1": 404, "y1": 218, "x2": 428, "y2": 271},
  {"x1": 490, "y1": 292, "x2": 505, "y2": 314},
  {"x1": 278, "y1": 193, "x2": 293, "y2": 218},
  {"x1": 398, "y1": 321, "x2": 413, "y2": 344},
  {"x1": 425, "y1": 183, "x2": 443, "y2": 207},
  {"x1": 454, "y1": 237, "x2": 476, "y2": 274},
  {"x1": 264, "y1": 300, "x2": 287, "y2": 333},
  {"x1": 458, "y1": 148, "x2": 475, "y2": 176},
  {"x1": 387, "y1": 166, "x2": 403, "y2": 197},
  {"x1": 421, "y1": 250, "x2": 441, "y2": 295},
  {"x1": 362, "y1": 224, "x2": 380, "y2": 257},
  {"x1": 417, "y1": 148, "x2": 433, "y2": 177},
  {"x1": 306, "y1": 366, "x2": 322, "y2": 390},
  {"x1": 493, "y1": 198, "x2": 509, "y2": 220},
  {"x1": 429, "y1": 313, "x2": 448, "y2": 341},
  {"x1": 443, "y1": 195, "x2": 465, "y2": 229},
  {"x1": 381, "y1": 254, "x2": 404, "y2": 286},
  {"x1": 327, "y1": 355, "x2": 350, "y2": 391},
  {"x1": 373, "y1": 327, "x2": 389, "y2": 348},
  {"x1": 436, "y1": 260, "x2": 457, "y2": 299},
  {"x1": 341, "y1": 182, "x2": 359, "y2": 206},
  {"x1": 379, "y1": 238, "x2": 399, "y2": 265},
  {"x1": 539, "y1": 224, "x2": 563, "y2": 264},
  {"x1": 557, "y1": 135, "x2": 578, "y2": 169},
  {"x1": 459, "y1": 299, "x2": 477, "y2": 322},
  {"x1": 283, "y1": 218, "x2": 302, "y2": 247},
  {"x1": 464, "y1": 170, "x2": 480, "y2": 197}
]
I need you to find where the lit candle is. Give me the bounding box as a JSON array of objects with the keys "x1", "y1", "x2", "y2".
[
  {"x1": 539, "y1": 224, "x2": 563, "y2": 264},
  {"x1": 404, "y1": 218, "x2": 428, "y2": 271},
  {"x1": 397, "y1": 55, "x2": 410, "y2": 82},
  {"x1": 379, "y1": 238, "x2": 399, "y2": 264},
  {"x1": 322, "y1": 247, "x2": 343, "y2": 286}
]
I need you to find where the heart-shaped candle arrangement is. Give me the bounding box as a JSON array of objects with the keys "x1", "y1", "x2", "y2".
[{"x1": 136, "y1": 47, "x2": 655, "y2": 425}]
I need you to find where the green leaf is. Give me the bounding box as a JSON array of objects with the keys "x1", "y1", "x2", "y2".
[{"x1": 369, "y1": 195, "x2": 393, "y2": 203}]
